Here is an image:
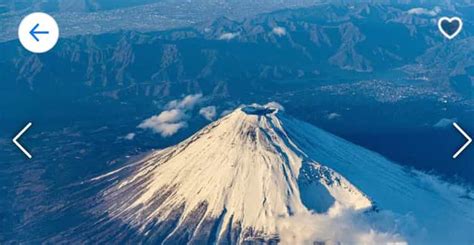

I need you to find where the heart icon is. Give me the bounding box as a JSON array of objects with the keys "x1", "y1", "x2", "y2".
[{"x1": 438, "y1": 17, "x2": 463, "y2": 40}]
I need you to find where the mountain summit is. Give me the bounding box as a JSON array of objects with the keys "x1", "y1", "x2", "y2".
[{"x1": 91, "y1": 103, "x2": 474, "y2": 244}]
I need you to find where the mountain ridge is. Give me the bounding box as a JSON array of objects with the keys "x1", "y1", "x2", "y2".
[{"x1": 80, "y1": 103, "x2": 474, "y2": 244}]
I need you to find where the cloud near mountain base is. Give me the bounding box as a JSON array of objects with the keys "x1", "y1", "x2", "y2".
[{"x1": 276, "y1": 205, "x2": 414, "y2": 245}]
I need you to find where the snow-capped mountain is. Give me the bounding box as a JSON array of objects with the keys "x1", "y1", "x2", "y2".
[{"x1": 89, "y1": 103, "x2": 474, "y2": 244}]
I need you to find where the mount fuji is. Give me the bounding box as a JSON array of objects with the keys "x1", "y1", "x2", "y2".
[{"x1": 80, "y1": 103, "x2": 473, "y2": 244}]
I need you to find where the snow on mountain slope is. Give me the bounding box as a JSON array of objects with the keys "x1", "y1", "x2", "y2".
[
  {"x1": 281, "y1": 115, "x2": 474, "y2": 244},
  {"x1": 90, "y1": 103, "x2": 474, "y2": 244}
]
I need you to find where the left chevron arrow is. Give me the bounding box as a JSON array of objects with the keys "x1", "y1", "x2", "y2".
[{"x1": 13, "y1": 122, "x2": 33, "y2": 159}]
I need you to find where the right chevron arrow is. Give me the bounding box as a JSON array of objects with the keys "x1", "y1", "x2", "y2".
[{"x1": 452, "y1": 122, "x2": 472, "y2": 159}]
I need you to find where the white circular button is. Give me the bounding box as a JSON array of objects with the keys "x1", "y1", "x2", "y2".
[{"x1": 18, "y1": 12, "x2": 59, "y2": 54}]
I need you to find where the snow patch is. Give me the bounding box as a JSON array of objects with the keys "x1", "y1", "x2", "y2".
[
  {"x1": 219, "y1": 32, "x2": 239, "y2": 40},
  {"x1": 124, "y1": 133, "x2": 136, "y2": 140},
  {"x1": 433, "y1": 118, "x2": 456, "y2": 128},
  {"x1": 272, "y1": 26, "x2": 287, "y2": 36},
  {"x1": 407, "y1": 7, "x2": 440, "y2": 16},
  {"x1": 327, "y1": 112, "x2": 341, "y2": 120}
]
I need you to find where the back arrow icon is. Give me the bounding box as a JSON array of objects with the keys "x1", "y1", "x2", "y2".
[
  {"x1": 29, "y1": 23, "x2": 49, "y2": 42},
  {"x1": 453, "y1": 122, "x2": 472, "y2": 159},
  {"x1": 13, "y1": 122, "x2": 33, "y2": 159}
]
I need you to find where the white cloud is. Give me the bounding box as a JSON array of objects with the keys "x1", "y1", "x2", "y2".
[
  {"x1": 272, "y1": 26, "x2": 287, "y2": 36},
  {"x1": 157, "y1": 109, "x2": 186, "y2": 123},
  {"x1": 277, "y1": 205, "x2": 413, "y2": 245},
  {"x1": 149, "y1": 122, "x2": 187, "y2": 137},
  {"x1": 138, "y1": 109, "x2": 188, "y2": 137},
  {"x1": 124, "y1": 133, "x2": 136, "y2": 140},
  {"x1": 407, "y1": 7, "x2": 440, "y2": 16},
  {"x1": 199, "y1": 106, "x2": 217, "y2": 121},
  {"x1": 139, "y1": 94, "x2": 203, "y2": 137},
  {"x1": 219, "y1": 32, "x2": 239, "y2": 41},
  {"x1": 166, "y1": 94, "x2": 203, "y2": 110}
]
